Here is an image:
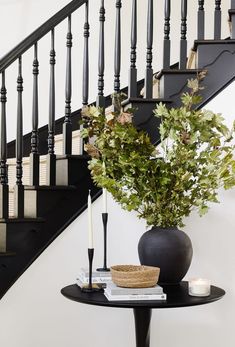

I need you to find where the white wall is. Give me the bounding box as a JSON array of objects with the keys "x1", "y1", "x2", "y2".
[{"x1": 0, "y1": 1, "x2": 234, "y2": 347}]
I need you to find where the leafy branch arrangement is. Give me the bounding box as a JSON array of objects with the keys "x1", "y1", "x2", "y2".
[{"x1": 81, "y1": 77, "x2": 235, "y2": 228}]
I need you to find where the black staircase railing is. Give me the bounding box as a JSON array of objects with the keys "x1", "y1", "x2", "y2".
[
  {"x1": 0, "y1": 0, "x2": 232, "y2": 222},
  {"x1": 180, "y1": 0, "x2": 188, "y2": 69},
  {"x1": 129, "y1": 0, "x2": 137, "y2": 98},
  {"x1": 97, "y1": 0, "x2": 106, "y2": 109},
  {"x1": 214, "y1": 0, "x2": 222, "y2": 40},
  {"x1": 163, "y1": 0, "x2": 171, "y2": 69},
  {"x1": 114, "y1": 0, "x2": 122, "y2": 94},
  {"x1": 15, "y1": 57, "x2": 24, "y2": 218},
  {"x1": 145, "y1": 0, "x2": 153, "y2": 99},
  {"x1": 0, "y1": 71, "x2": 8, "y2": 219},
  {"x1": 47, "y1": 29, "x2": 56, "y2": 186},
  {"x1": 83, "y1": 1, "x2": 90, "y2": 107},
  {"x1": 198, "y1": 1, "x2": 205, "y2": 40},
  {"x1": 30, "y1": 43, "x2": 40, "y2": 186},
  {"x1": 63, "y1": 15, "x2": 73, "y2": 155}
]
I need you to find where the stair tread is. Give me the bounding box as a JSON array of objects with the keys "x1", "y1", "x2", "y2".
[
  {"x1": 56, "y1": 154, "x2": 90, "y2": 161},
  {"x1": 193, "y1": 39, "x2": 235, "y2": 51},
  {"x1": 24, "y1": 185, "x2": 77, "y2": 191},
  {"x1": 0, "y1": 217, "x2": 45, "y2": 223},
  {"x1": 229, "y1": 9, "x2": 235, "y2": 19},
  {"x1": 0, "y1": 252, "x2": 16, "y2": 257},
  {"x1": 157, "y1": 69, "x2": 202, "y2": 80},
  {"x1": 122, "y1": 97, "x2": 172, "y2": 107}
]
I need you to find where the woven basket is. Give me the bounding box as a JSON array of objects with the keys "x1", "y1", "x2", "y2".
[{"x1": 110, "y1": 265, "x2": 160, "y2": 288}]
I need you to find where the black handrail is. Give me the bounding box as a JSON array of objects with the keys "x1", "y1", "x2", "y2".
[{"x1": 0, "y1": 0, "x2": 87, "y2": 73}]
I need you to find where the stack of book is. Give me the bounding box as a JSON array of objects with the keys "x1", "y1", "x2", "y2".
[
  {"x1": 76, "y1": 268, "x2": 112, "y2": 288},
  {"x1": 104, "y1": 282, "x2": 167, "y2": 301}
]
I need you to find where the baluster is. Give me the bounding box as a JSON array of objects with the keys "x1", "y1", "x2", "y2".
[
  {"x1": 180, "y1": 0, "x2": 187, "y2": 70},
  {"x1": 63, "y1": 15, "x2": 73, "y2": 155},
  {"x1": 15, "y1": 57, "x2": 24, "y2": 218},
  {"x1": 80, "y1": 2, "x2": 90, "y2": 156},
  {"x1": 163, "y1": 0, "x2": 171, "y2": 69},
  {"x1": 0, "y1": 71, "x2": 9, "y2": 219},
  {"x1": 114, "y1": 0, "x2": 122, "y2": 93},
  {"x1": 197, "y1": 1, "x2": 205, "y2": 40},
  {"x1": 128, "y1": 0, "x2": 137, "y2": 98},
  {"x1": 47, "y1": 29, "x2": 56, "y2": 185},
  {"x1": 144, "y1": 0, "x2": 153, "y2": 99},
  {"x1": 83, "y1": 1, "x2": 90, "y2": 107},
  {"x1": 214, "y1": 0, "x2": 221, "y2": 40},
  {"x1": 231, "y1": 0, "x2": 235, "y2": 39},
  {"x1": 30, "y1": 43, "x2": 39, "y2": 186},
  {"x1": 97, "y1": 0, "x2": 105, "y2": 109}
]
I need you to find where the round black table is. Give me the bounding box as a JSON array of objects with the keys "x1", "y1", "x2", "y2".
[{"x1": 61, "y1": 281, "x2": 225, "y2": 347}]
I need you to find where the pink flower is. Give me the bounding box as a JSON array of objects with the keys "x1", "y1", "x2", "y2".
[{"x1": 117, "y1": 112, "x2": 133, "y2": 125}]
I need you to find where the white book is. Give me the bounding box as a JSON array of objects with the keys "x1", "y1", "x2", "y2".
[
  {"x1": 76, "y1": 278, "x2": 106, "y2": 289},
  {"x1": 105, "y1": 282, "x2": 163, "y2": 296},
  {"x1": 77, "y1": 274, "x2": 111, "y2": 284},
  {"x1": 104, "y1": 291, "x2": 167, "y2": 301},
  {"x1": 80, "y1": 268, "x2": 112, "y2": 278}
]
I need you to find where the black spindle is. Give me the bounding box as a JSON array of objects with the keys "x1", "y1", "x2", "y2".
[
  {"x1": 30, "y1": 43, "x2": 40, "y2": 186},
  {"x1": 47, "y1": 29, "x2": 56, "y2": 185},
  {"x1": 163, "y1": 0, "x2": 171, "y2": 69},
  {"x1": 231, "y1": 1, "x2": 235, "y2": 39},
  {"x1": 83, "y1": 1, "x2": 90, "y2": 106},
  {"x1": 129, "y1": 0, "x2": 137, "y2": 98},
  {"x1": 197, "y1": 1, "x2": 205, "y2": 40},
  {"x1": 180, "y1": 0, "x2": 187, "y2": 70},
  {"x1": 97, "y1": 0, "x2": 105, "y2": 109},
  {"x1": 80, "y1": 1, "x2": 90, "y2": 156},
  {"x1": 144, "y1": 0, "x2": 153, "y2": 99},
  {"x1": 63, "y1": 15, "x2": 73, "y2": 155},
  {"x1": 114, "y1": 0, "x2": 122, "y2": 93},
  {"x1": 15, "y1": 57, "x2": 24, "y2": 218},
  {"x1": 214, "y1": 0, "x2": 221, "y2": 40},
  {"x1": 0, "y1": 71, "x2": 9, "y2": 219}
]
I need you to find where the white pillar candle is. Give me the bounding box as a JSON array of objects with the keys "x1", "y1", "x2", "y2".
[
  {"x1": 88, "y1": 190, "x2": 94, "y2": 248},
  {"x1": 188, "y1": 278, "x2": 211, "y2": 297}
]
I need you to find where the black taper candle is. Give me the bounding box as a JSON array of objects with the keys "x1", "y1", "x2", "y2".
[
  {"x1": 88, "y1": 247, "x2": 94, "y2": 289},
  {"x1": 81, "y1": 247, "x2": 103, "y2": 293},
  {"x1": 97, "y1": 212, "x2": 110, "y2": 272}
]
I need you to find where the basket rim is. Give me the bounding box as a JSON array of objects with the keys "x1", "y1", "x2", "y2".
[{"x1": 110, "y1": 265, "x2": 160, "y2": 273}]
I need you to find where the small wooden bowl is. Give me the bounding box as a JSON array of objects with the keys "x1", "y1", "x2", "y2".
[{"x1": 110, "y1": 265, "x2": 160, "y2": 288}]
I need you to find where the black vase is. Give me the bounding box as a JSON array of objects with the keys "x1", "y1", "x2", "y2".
[{"x1": 138, "y1": 227, "x2": 193, "y2": 284}]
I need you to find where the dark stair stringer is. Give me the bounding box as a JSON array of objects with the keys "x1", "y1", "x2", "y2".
[{"x1": 0, "y1": 156, "x2": 101, "y2": 298}]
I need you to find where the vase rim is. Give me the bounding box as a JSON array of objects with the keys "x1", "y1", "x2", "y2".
[{"x1": 151, "y1": 226, "x2": 178, "y2": 231}]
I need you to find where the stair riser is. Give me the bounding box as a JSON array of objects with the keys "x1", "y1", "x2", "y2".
[
  {"x1": 123, "y1": 101, "x2": 163, "y2": 144},
  {"x1": 0, "y1": 222, "x2": 43, "y2": 253},
  {"x1": 56, "y1": 157, "x2": 90, "y2": 186},
  {"x1": 24, "y1": 189, "x2": 77, "y2": 218},
  {"x1": 0, "y1": 225, "x2": 6, "y2": 252},
  {"x1": 158, "y1": 72, "x2": 199, "y2": 107}
]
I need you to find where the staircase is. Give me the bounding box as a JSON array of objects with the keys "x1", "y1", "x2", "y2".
[{"x1": 0, "y1": 0, "x2": 235, "y2": 298}]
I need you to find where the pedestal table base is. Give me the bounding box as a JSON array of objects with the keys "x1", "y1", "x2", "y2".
[{"x1": 133, "y1": 308, "x2": 152, "y2": 347}]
